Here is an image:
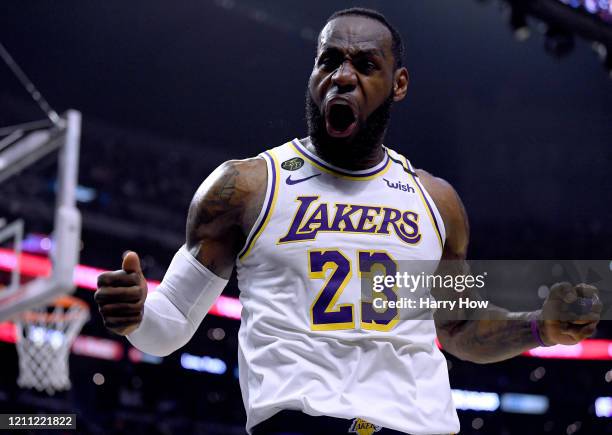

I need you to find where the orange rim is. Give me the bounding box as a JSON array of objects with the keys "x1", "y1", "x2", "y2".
[
  {"x1": 17, "y1": 295, "x2": 89, "y2": 324},
  {"x1": 50, "y1": 295, "x2": 88, "y2": 310}
]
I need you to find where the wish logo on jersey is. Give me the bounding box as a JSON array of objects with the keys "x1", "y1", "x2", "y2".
[
  {"x1": 348, "y1": 418, "x2": 382, "y2": 435},
  {"x1": 278, "y1": 195, "x2": 421, "y2": 244},
  {"x1": 383, "y1": 178, "x2": 415, "y2": 193}
]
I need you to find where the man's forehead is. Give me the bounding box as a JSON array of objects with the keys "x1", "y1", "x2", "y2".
[{"x1": 318, "y1": 16, "x2": 392, "y2": 55}]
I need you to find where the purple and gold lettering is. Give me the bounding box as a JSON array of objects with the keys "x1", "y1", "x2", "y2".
[
  {"x1": 377, "y1": 207, "x2": 401, "y2": 235},
  {"x1": 302, "y1": 203, "x2": 331, "y2": 232},
  {"x1": 353, "y1": 205, "x2": 382, "y2": 234},
  {"x1": 278, "y1": 196, "x2": 319, "y2": 242},
  {"x1": 278, "y1": 197, "x2": 422, "y2": 245},
  {"x1": 397, "y1": 211, "x2": 421, "y2": 244},
  {"x1": 330, "y1": 203, "x2": 357, "y2": 232}
]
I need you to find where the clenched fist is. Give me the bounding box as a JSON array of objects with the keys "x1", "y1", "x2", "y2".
[
  {"x1": 95, "y1": 251, "x2": 148, "y2": 336},
  {"x1": 539, "y1": 282, "x2": 602, "y2": 346}
]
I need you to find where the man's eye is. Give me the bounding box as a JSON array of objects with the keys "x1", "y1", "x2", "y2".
[
  {"x1": 319, "y1": 56, "x2": 337, "y2": 68},
  {"x1": 357, "y1": 60, "x2": 377, "y2": 73}
]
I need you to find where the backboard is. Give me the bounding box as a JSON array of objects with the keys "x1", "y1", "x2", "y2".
[{"x1": 0, "y1": 111, "x2": 82, "y2": 321}]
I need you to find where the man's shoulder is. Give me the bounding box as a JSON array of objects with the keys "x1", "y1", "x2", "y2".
[
  {"x1": 220, "y1": 155, "x2": 267, "y2": 175},
  {"x1": 214, "y1": 155, "x2": 267, "y2": 191},
  {"x1": 221, "y1": 138, "x2": 294, "y2": 177},
  {"x1": 415, "y1": 168, "x2": 469, "y2": 250},
  {"x1": 190, "y1": 156, "x2": 266, "y2": 216},
  {"x1": 415, "y1": 169, "x2": 458, "y2": 207}
]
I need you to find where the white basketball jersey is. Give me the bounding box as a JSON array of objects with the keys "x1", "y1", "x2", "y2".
[{"x1": 236, "y1": 139, "x2": 460, "y2": 435}]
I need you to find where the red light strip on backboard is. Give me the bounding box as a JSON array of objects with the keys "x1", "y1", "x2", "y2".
[
  {"x1": 523, "y1": 340, "x2": 612, "y2": 360},
  {"x1": 0, "y1": 248, "x2": 241, "y2": 320},
  {"x1": 0, "y1": 248, "x2": 610, "y2": 361}
]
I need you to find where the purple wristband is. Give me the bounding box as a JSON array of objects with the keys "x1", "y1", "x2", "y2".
[{"x1": 530, "y1": 318, "x2": 550, "y2": 347}]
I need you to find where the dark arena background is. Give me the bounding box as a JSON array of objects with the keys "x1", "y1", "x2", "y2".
[{"x1": 1, "y1": 1, "x2": 611, "y2": 434}]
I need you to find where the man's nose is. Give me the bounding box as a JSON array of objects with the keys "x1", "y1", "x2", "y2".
[{"x1": 331, "y1": 61, "x2": 357, "y2": 92}]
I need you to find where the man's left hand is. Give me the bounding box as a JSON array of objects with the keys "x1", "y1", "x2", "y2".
[{"x1": 539, "y1": 282, "x2": 602, "y2": 346}]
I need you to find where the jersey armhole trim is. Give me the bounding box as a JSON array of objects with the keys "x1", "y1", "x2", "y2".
[
  {"x1": 402, "y1": 155, "x2": 446, "y2": 250},
  {"x1": 237, "y1": 150, "x2": 280, "y2": 260}
]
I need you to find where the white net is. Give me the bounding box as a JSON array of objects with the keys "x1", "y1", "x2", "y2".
[{"x1": 15, "y1": 296, "x2": 89, "y2": 395}]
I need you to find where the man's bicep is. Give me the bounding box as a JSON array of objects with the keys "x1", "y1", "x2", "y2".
[
  {"x1": 185, "y1": 158, "x2": 265, "y2": 279},
  {"x1": 419, "y1": 173, "x2": 473, "y2": 336},
  {"x1": 432, "y1": 252, "x2": 486, "y2": 356},
  {"x1": 431, "y1": 252, "x2": 477, "y2": 325},
  {"x1": 415, "y1": 170, "x2": 469, "y2": 262}
]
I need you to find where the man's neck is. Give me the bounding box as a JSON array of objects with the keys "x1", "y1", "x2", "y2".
[{"x1": 301, "y1": 136, "x2": 385, "y2": 171}]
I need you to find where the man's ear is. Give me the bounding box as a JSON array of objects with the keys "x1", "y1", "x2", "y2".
[{"x1": 393, "y1": 67, "x2": 409, "y2": 102}]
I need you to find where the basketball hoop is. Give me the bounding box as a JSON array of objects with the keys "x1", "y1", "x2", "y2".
[{"x1": 15, "y1": 295, "x2": 89, "y2": 395}]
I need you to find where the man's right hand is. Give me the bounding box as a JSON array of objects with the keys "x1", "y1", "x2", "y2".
[{"x1": 95, "y1": 251, "x2": 148, "y2": 336}]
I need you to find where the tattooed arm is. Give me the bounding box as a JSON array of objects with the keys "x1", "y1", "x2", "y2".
[
  {"x1": 95, "y1": 158, "x2": 266, "y2": 338},
  {"x1": 186, "y1": 158, "x2": 267, "y2": 278},
  {"x1": 418, "y1": 170, "x2": 601, "y2": 364}
]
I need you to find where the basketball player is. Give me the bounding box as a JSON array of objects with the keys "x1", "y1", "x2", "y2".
[{"x1": 95, "y1": 8, "x2": 601, "y2": 435}]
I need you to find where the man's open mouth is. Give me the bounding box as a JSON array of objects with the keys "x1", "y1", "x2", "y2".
[{"x1": 325, "y1": 101, "x2": 358, "y2": 138}]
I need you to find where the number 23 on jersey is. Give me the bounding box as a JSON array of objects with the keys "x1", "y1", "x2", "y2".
[{"x1": 308, "y1": 249, "x2": 399, "y2": 332}]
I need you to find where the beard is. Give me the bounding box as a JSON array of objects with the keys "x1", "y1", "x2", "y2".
[{"x1": 305, "y1": 88, "x2": 394, "y2": 164}]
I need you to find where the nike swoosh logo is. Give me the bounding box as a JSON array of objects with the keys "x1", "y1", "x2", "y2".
[{"x1": 286, "y1": 173, "x2": 321, "y2": 185}]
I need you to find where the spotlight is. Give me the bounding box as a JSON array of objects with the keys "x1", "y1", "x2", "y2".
[
  {"x1": 510, "y1": 5, "x2": 531, "y2": 41},
  {"x1": 594, "y1": 43, "x2": 612, "y2": 78},
  {"x1": 472, "y1": 417, "x2": 484, "y2": 430},
  {"x1": 530, "y1": 366, "x2": 546, "y2": 382},
  {"x1": 92, "y1": 372, "x2": 105, "y2": 386}
]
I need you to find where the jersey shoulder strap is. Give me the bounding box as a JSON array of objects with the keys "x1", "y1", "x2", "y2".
[{"x1": 386, "y1": 146, "x2": 447, "y2": 248}]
